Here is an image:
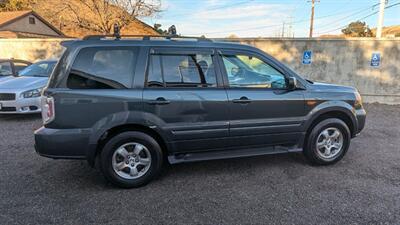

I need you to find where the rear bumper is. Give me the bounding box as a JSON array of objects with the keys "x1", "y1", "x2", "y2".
[
  {"x1": 34, "y1": 126, "x2": 92, "y2": 159},
  {"x1": 0, "y1": 97, "x2": 41, "y2": 114}
]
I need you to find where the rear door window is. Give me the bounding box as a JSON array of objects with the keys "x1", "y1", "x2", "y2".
[
  {"x1": 67, "y1": 47, "x2": 138, "y2": 89},
  {"x1": 146, "y1": 54, "x2": 217, "y2": 87}
]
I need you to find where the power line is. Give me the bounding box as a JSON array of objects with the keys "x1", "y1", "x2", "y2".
[
  {"x1": 313, "y1": 3, "x2": 380, "y2": 30},
  {"x1": 186, "y1": 2, "x2": 385, "y2": 36},
  {"x1": 315, "y1": 1, "x2": 400, "y2": 35}
]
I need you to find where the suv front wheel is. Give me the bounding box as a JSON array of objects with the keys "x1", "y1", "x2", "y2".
[
  {"x1": 99, "y1": 131, "x2": 164, "y2": 188},
  {"x1": 304, "y1": 118, "x2": 351, "y2": 165}
]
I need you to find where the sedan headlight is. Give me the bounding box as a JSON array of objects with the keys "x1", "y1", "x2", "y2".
[{"x1": 21, "y1": 88, "x2": 42, "y2": 98}]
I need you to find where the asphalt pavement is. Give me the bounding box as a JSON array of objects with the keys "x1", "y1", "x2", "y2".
[{"x1": 0, "y1": 103, "x2": 399, "y2": 225}]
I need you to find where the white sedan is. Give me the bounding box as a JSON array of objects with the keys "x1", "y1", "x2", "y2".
[{"x1": 0, "y1": 60, "x2": 57, "y2": 114}]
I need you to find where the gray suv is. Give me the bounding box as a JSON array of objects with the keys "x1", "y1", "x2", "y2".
[{"x1": 35, "y1": 36, "x2": 366, "y2": 188}]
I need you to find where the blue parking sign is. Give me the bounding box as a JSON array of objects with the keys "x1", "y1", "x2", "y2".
[
  {"x1": 371, "y1": 53, "x2": 380, "y2": 67},
  {"x1": 302, "y1": 50, "x2": 312, "y2": 65}
]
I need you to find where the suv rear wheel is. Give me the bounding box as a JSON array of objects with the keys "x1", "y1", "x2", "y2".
[
  {"x1": 99, "y1": 131, "x2": 163, "y2": 188},
  {"x1": 304, "y1": 118, "x2": 351, "y2": 165}
]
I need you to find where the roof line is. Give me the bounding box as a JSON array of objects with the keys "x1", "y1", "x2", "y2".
[{"x1": 0, "y1": 10, "x2": 31, "y2": 28}]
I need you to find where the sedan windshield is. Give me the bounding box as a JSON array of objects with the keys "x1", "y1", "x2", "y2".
[{"x1": 19, "y1": 61, "x2": 56, "y2": 77}]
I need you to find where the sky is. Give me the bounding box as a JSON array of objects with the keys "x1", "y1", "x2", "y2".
[{"x1": 143, "y1": 0, "x2": 400, "y2": 37}]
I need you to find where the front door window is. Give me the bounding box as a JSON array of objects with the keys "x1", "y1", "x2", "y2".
[{"x1": 222, "y1": 54, "x2": 287, "y2": 89}]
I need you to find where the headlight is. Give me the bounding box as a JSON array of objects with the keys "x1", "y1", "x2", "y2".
[{"x1": 21, "y1": 88, "x2": 42, "y2": 98}]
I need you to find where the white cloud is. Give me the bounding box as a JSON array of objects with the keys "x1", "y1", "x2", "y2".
[
  {"x1": 193, "y1": 4, "x2": 289, "y2": 21},
  {"x1": 152, "y1": 1, "x2": 294, "y2": 37}
]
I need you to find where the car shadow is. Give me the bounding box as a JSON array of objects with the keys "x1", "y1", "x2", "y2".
[{"x1": 100, "y1": 152, "x2": 308, "y2": 189}]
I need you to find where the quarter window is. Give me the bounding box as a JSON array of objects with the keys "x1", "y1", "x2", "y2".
[
  {"x1": 222, "y1": 54, "x2": 287, "y2": 89},
  {"x1": 147, "y1": 54, "x2": 217, "y2": 87},
  {"x1": 67, "y1": 47, "x2": 137, "y2": 89}
]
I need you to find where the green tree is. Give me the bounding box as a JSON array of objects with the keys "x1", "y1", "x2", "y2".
[{"x1": 341, "y1": 21, "x2": 373, "y2": 37}]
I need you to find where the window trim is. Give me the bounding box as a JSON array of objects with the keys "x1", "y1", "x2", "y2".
[
  {"x1": 217, "y1": 49, "x2": 291, "y2": 90},
  {"x1": 145, "y1": 48, "x2": 223, "y2": 89}
]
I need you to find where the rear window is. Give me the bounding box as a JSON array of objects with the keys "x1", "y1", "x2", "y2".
[{"x1": 67, "y1": 47, "x2": 138, "y2": 89}]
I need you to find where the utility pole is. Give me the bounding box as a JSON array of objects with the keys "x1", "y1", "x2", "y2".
[
  {"x1": 308, "y1": 0, "x2": 319, "y2": 38},
  {"x1": 376, "y1": 0, "x2": 386, "y2": 38}
]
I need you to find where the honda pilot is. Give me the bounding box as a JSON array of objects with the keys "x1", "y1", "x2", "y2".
[{"x1": 34, "y1": 36, "x2": 366, "y2": 188}]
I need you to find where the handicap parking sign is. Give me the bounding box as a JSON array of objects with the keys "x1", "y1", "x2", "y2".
[
  {"x1": 302, "y1": 50, "x2": 312, "y2": 65},
  {"x1": 371, "y1": 53, "x2": 381, "y2": 67}
]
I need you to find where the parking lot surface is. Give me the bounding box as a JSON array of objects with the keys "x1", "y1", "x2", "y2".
[{"x1": 0, "y1": 103, "x2": 399, "y2": 225}]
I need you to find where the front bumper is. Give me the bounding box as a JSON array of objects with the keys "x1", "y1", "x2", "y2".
[
  {"x1": 34, "y1": 126, "x2": 92, "y2": 159},
  {"x1": 354, "y1": 108, "x2": 366, "y2": 136},
  {"x1": 0, "y1": 96, "x2": 41, "y2": 114}
]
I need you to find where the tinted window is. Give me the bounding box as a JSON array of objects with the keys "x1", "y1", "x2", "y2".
[
  {"x1": 147, "y1": 54, "x2": 217, "y2": 87},
  {"x1": 67, "y1": 47, "x2": 137, "y2": 89},
  {"x1": 222, "y1": 54, "x2": 287, "y2": 89},
  {"x1": 0, "y1": 62, "x2": 12, "y2": 76},
  {"x1": 19, "y1": 61, "x2": 56, "y2": 77}
]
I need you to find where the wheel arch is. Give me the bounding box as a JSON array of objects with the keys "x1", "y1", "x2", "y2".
[{"x1": 88, "y1": 124, "x2": 170, "y2": 167}]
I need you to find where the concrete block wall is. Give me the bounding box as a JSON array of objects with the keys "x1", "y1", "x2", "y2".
[
  {"x1": 1, "y1": 38, "x2": 399, "y2": 104},
  {"x1": 0, "y1": 38, "x2": 66, "y2": 62},
  {"x1": 221, "y1": 38, "x2": 400, "y2": 104}
]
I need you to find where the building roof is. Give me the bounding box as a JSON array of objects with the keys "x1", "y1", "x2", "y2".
[
  {"x1": 0, "y1": 10, "x2": 32, "y2": 27},
  {"x1": 0, "y1": 10, "x2": 64, "y2": 36}
]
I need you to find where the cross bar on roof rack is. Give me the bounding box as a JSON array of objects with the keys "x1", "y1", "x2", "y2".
[{"x1": 82, "y1": 35, "x2": 212, "y2": 42}]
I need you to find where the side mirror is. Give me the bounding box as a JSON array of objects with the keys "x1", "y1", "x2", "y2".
[{"x1": 287, "y1": 77, "x2": 298, "y2": 90}]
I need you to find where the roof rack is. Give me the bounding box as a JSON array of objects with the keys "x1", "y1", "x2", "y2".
[
  {"x1": 82, "y1": 34, "x2": 213, "y2": 42},
  {"x1": 83, "y1": 24, "x2": 212, "y2": 42}
]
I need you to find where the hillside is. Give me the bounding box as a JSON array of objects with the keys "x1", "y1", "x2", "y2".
[
  {"x1": 31, "y1": 0, "x2": 158, "y2": 38},
  {"x1": 371, "y1": 25, "x2": 400, "y2": 37}
]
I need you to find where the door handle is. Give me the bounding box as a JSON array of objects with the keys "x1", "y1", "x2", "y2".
[
  {"x1": 147, "y1": 97, "x2": 170, "y2": 105},
  {"x1": 232, "y1": 96, "x2": 251, "y2": 104}
]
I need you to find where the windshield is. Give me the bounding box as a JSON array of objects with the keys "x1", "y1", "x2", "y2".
[{"x1": 19, "y1": 61, "x2": 56, "y2": 77}]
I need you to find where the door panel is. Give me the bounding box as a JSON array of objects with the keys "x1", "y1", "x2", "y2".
[
  {"x1": 227, "y1": 89, "x2": 305, "y2": 147},
  {"x1": 218, "y1": 50, "x2": 306, "y2": 148},
  {"x1": 143, "y1": 88, "x2": 229, "y2": 152},
  {"x1": 142, "y1": 48, "x2": 229, "y2": 153}
]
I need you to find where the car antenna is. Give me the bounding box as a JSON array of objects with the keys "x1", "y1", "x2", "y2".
[{"x1": 114, "y1": 23, "x2": 121, "y2": 40}]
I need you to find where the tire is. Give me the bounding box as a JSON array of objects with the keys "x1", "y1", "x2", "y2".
[
  {"x1": 303, "y1": 118, "x2": 351, "y2": 165},
  {"x1": 99, "y1": 131, "x2": 164, "y2": 188}
]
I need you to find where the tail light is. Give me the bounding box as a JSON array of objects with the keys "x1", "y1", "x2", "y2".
[{"x1": 41, "y1": 96, "x2": 55, "y2": 124}]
